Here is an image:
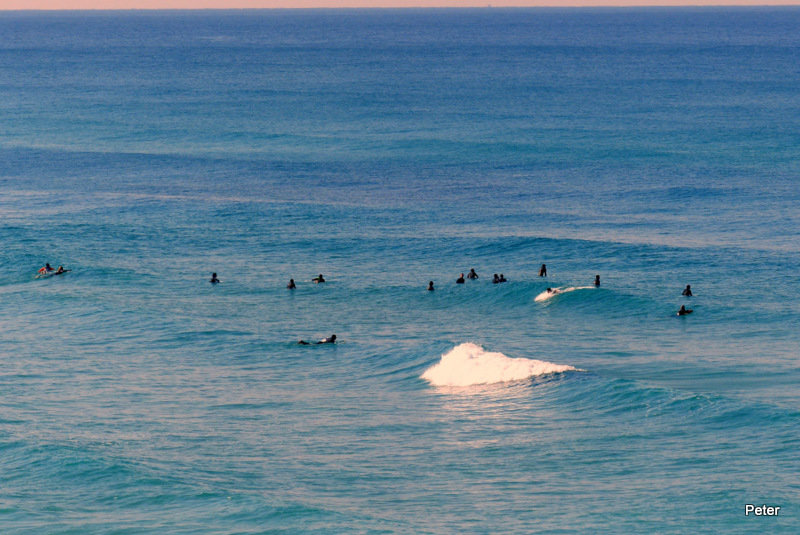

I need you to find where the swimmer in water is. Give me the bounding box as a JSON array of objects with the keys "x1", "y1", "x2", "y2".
[
  {"x1": 492, "y1": 274, "x2": 500, "y2": 284},
  {"x1": 456, "y1": 273, "x2": 465, "y2": 284},
  {"x1": 298, "y1": 334, "x2": 336, "y2": 345},
  {"x1": 427, "y1": 281, "x2": 434, "y2": 291},
  {"x1": 682, "y1": 284, "x2": 692, "y2": 296},
  {"x1": 312, "y1": 274, "x2": 325, "y2": 283},
  {"x1": 539, "y1": 264, "x2": 547, "y2": 277},
  {"x1": 287, "y1": 278, "x2": 296, "y2": 289},
  {"x1": 499, "y1": 274, "x2": 507, "y2": 283},
  {"x1": 210, "y1": 272, "x2": 220, "y2": 284},
  {"x1": 677, "y1": 305, "x2": 693, "y2": 316},
  {"x1": 467, "y1": 268, "x2": 479, "y2": 280},
  {"x1": 317, "y1": 334, "x2": 336, "y2": 344},
  {"x1": 595, "y1": 275, "x2": 600, "y2": 287}
]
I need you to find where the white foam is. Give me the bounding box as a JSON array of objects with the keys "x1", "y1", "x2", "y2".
[
  {"x1": 534, "y1": 285, "x2": 595, "y2": 302},
  {"x1": 421, "y1": 343, "x2": 578, "y2": 387}
]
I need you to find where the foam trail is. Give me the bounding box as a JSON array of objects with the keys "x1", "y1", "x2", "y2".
[
  {"x1": 421, "y1": 343, "x2": 578, "y2": 387},
  {"x1": 535, "y1": 285, "x2": 595, "y2": 302}
]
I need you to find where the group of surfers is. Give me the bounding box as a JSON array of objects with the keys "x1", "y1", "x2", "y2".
[{"x1": 211, "y1": 268, "x2": 695, "y2": 318}]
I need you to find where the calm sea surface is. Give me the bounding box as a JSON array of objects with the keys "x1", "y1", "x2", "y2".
[{"x1": 0, "y1": 8, "x2": 798, "y2": 533}]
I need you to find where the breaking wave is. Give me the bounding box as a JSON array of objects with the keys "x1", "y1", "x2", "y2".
[{"x1": 421, "y1": 343, "x2": 579, "y2": 387}]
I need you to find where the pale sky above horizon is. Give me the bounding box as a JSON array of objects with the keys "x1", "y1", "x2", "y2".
[{"x1": 2, "y1": 0, "x2": 799, "y2": 11}]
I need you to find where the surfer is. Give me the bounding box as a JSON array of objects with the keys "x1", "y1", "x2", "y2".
[
  {"x1": 298, "y1": 334, "x2": 336, "y2": 345},
  {"x1": 287, "y1": 278, "x2": 296, "y2": 289},
  {"x1": 677, "y1": 305, "x2": 693, "y2": 316},
  {"x1": 428, "y1": 281, "x2": 434, "y2": 291},
  {"x1": 467, "y1": 268, "x2": 479, "y2": 280},
  {"x1": 38, "y1": 263, "x2": 54, "y2": 275},
  {"x1": 539, "y1": 264, "x2": 547, "y2": 277},
  {"x1": 456, "y1": 273, "x2": 465, "y2": 284},
  {"x1": 492, "y1": 274, "x2": 500, "y2": 284},
  {"x1": 312, "y1": 274, "x2": 325, "y2": 283},
  {"x1": 499, "y1": 274, "x2": 507, "y2": 282},
  {"x1": 55, "y1": 265, "x2": 69, "y2": 275},
  {"x1": 210, "y1": 272, "x2": 220, "y2": 284},
  {"x1": 595, "y1": 275, "x2": 600, "y2": 287},
  {"x1": 682, "y1": 284, "x2": 692, "y2": 296},
  {"x1": 317, "y1": 334, "x2": 336, "y2": 344}
]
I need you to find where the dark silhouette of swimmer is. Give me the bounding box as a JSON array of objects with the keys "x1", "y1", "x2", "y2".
[
  {"x1": 467, "y1": 268, "x2": 479, "y2": 280},
  {"x1": 492, "y1": 274, "x2": 500, "y2": 284},
  {"x1": 287, "y1": 278, "x2": 296, "y2": 289},
  {"x1": 456, "y1": 273, "x2": 465, "y2": 284},
  {"x1": 210, "y1": 272, "x2": 220, "y2": 284},
  {"x1": 298, "y1": 334, "x2": 337, "y2": 345},
  {"x1": 317, "y1": 334, "x2": 336, "y2": 344},
  {"x1": 595, "y1": 275, "x2": 600, "y2": 287},
  {"x1": 677, "y1": 305, "x2": 693, "y2": 316},
  {"x1": 312, "y1": 274, "x2": 325, "y2": 283},
  {"x1": 682, "y1": 284, "x2": 692, "y2": 297},
  {"x1": 539, "y1": 264, "x2": 547, "y2": 277},
  {"x1": 499, "y1": 274, "x2": 507, "y2": 282},
  {"x1": 428, "y1": 281, "x2": 434, "y2": 291}
]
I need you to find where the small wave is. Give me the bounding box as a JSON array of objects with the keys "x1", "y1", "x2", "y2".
[
  {"x1": 534, "y1": 285, "x2": 595, "y2": 302},
  {"x1": 421, "y1": 343, "x2": 579, "y2": 387}
]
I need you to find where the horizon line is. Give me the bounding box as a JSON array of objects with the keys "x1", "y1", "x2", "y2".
[{"x1": 4, "y1": 2, "x2": 800, "y2": 13}]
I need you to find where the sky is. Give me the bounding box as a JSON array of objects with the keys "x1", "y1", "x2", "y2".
[{"x1": 2, "y1": 0, "x2": 799, "y2": 10}]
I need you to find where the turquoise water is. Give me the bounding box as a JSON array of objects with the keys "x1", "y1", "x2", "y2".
[{"x1": 1, "y1": 8, "x2": 798, "y2": 533}]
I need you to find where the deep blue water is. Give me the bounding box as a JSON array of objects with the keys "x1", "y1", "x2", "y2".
[{"x1": 0, "y1": 8, "x2": 798, "y2": 533}]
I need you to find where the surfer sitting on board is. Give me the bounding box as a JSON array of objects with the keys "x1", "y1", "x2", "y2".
[
  {"x1": 287, "y1": 278, "x2": 296, "y2": 289},
  {"x1": 312, "y1": 274, "x2": 325, "y2": 283},
  {"x1": 467, "y1": 268, "x2": 479, "y2": 280},
  {"x1": 456, "y1": 273, "x2": 465, "y2": 284},
  {"x1": 677, "y1": 305, "x2": 693, "y2": 316},
  {"x1": 210, "y1": 272, "x2": 220, "y2": 284},
  {"x1": 682, "y1": 284, "x2": 692, "y2": 296}
]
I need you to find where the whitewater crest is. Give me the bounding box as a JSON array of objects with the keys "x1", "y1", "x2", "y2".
[{"x1": 421, "y1": 343, "x2": 578, "y2": 387}]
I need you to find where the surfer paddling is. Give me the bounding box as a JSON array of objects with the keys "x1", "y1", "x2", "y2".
[{"x1": 298, "y1": 334, "x2": 337, "y2": 345}]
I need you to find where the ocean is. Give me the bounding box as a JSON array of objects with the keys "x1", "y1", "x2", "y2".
[{"x1": 0, "y1": 7, "x2": 798, "y2": 533}]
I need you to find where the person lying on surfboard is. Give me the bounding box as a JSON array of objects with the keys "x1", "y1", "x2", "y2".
[{"x1": 298, "y1": 334, "x2": 337, "y2": 345}]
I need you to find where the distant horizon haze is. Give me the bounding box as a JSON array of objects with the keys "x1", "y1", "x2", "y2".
[{"x1": 3, "y1": 1, "x2": 800, "y2": 12}]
